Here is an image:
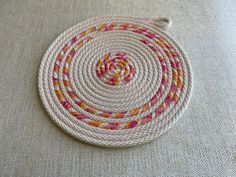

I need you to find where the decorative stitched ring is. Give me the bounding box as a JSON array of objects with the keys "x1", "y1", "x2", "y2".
[{"x1": 38, "y1": 16, "x2": 193, "y2": 147}]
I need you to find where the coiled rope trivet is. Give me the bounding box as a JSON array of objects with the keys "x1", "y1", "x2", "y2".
[{"x1": 38, "y1": 16, "x2": 193, "y2": 147}]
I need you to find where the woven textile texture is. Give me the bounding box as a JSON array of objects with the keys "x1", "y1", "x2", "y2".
[{"x1": 0, "y1": 0, "x2": 236, "y2": 176}]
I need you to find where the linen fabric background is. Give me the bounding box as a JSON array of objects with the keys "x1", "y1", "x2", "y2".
[{"x1": 0, "y1": 0, "x2": 236, "y2": 176}]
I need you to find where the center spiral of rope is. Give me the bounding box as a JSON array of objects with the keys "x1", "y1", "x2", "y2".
[{"x1": 96, "y1": 52, "x2": 136, "y2": 86}]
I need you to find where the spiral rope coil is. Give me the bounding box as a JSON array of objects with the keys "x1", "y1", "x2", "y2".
[{"x1": 38, "y1": 16, "x2": 193, "y2": 147}]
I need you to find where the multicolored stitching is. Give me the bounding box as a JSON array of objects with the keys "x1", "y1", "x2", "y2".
[{"x1": 52, "y1": 22, "x2": 184, "y2": 130}]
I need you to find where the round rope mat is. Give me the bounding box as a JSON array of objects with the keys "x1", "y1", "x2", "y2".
[{"x1": 38, "y1": 16, "x2": 193, "y2": 147}]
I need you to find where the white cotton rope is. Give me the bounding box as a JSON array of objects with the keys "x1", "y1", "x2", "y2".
[{"x1": 38, "y1": 16, "x2": 193, "y2": 147}]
